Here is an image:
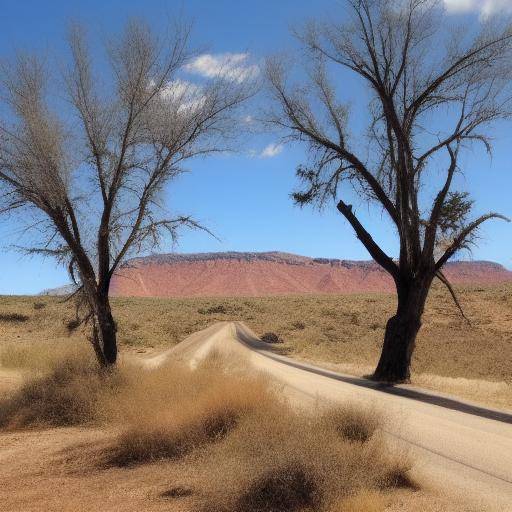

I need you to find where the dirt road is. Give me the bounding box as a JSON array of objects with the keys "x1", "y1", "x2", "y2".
[{"x1": 145, "y1": 321, "x2": 512, "y2": 512}]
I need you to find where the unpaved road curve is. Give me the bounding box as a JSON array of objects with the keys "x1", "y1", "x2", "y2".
[{"x1": 145, "y1": 321, "x2": 512, "y2": 512}]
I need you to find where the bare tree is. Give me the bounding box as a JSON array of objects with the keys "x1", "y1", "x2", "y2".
[
  {"x1": 266, "y1": 0, "x2": 512, "y2": 382},
  {"x1": 0, "y1": 20, "x2": 254, "y2": 366}
]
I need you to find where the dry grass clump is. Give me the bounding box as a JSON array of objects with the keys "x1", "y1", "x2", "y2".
[
  {"x1": 185, "y1": 403, "x2": 412, "y2": 512},
  {"x1": 0, "y1": 312, "x2": 29, "y2": 323},
  {"x1": 237, "y1": 463, "x2": 319, "y2": 512},
  {"x1": 320, "y1": 403, "x2": 382, "y2": 443},
  {"x1": 106, "y1": 366, "x2": 272, "y2": 466},
  {"x1": 0, "y1": 353, "x2": 118, "y2": 428},
  {"x1": 198, "y1": 304, "x2": 230, "y2": 315},
  {"x1": 65, "y1": 318, "x2": 81, "y2": 333}
]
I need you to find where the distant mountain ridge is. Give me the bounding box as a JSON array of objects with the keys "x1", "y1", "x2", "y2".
[
  {"x1": 106, "y1": 251, "x2": 512, "y2": 298},
  {"x1": 39, "y1": 284, "x2": 78, "y2": 296}
]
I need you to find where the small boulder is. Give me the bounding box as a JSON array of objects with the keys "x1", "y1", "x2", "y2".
[{"x1": 260, "y1": 332, "x2": 282, "y2": 344}]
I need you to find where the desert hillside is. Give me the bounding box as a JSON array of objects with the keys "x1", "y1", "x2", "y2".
[{"x1": 109, "y1": 251, "x2": 512, "y2": 297}]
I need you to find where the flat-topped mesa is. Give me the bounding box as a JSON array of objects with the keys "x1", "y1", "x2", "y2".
[{"x1": 105, "y1": 251, "x2": 512, "y2": 298}]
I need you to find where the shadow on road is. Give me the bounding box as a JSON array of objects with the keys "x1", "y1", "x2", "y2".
[{"x1": 236, "y1": 324, "x2": 512, "y2": 425}]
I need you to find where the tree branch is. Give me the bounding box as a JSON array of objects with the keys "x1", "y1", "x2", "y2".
[
  {"x1": 435, "y1": 270, "x2": 471, "y2": 325},
  {"x1": 422, "y1": 144, "x2": 458, "y2": 259},
  {"x1": 435, "y1": 213, "x2": 510, "y2": 270},
  {"x1": 337, "y1": 199, "x2": 399, "y2": 280}
]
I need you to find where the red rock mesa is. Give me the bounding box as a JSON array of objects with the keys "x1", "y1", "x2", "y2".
[{"x1": 109, "y1": 252, "x2": 512, "y2": 298}]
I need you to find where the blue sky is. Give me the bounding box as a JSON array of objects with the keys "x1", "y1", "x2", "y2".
[{"x1": 0, "y1": 0, "x2": 511, "y2": 294}]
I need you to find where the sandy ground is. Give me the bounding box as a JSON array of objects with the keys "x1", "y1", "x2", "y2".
[
  {"x1": 0, "y1": 427, "x2": 194, "y2": 512},
  {"x1": 0, "y1": 425, "x2": 473, "y2": 512}
]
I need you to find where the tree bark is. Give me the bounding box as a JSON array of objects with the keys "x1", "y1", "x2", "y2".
[
  {"x1": 373, "y1": 277, "x2": 432, "y2": 383},
  {"x1": 91, "y1": 293, "x2": 117, "y2": 366},
  {"x1": 98, "y1": 297, "x2": 117, "y2": 366}
]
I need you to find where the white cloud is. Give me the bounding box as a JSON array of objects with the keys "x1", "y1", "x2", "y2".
[
  {"x1": 160, "y1": 79, "x2": 201, "y2": 100},
  {"x1": 159, "y1": 79, "x2": 206, "y2": 112},
  {"x1": 481, "y1": 0, "x2": 512, "y2": 17},
  {"x1": 444, "y1": 0, "x2": 476, "y2": 12},
  {"x1": 259, "y1": 143, "x2": 284, "y2": 158},
  {"x1": 185, "y1": 53, "x2": 259, "y2": 83},
  {"x1": 444, "y1": 0, "x2": 512, "y2": 17}
]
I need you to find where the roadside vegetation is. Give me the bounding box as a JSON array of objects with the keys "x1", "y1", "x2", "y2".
[
  {"x1": 1, "y1": 284, "x2": 511, "y2": 409},
  {"x1": 0, "y1": 347, "x2": 414, "y2": 512}
]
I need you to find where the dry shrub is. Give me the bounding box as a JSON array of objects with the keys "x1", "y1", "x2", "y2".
[
  {"x1": 105, "y1": 364, "x2": 273, "y2": 466},
  {"x1": 260, "y1": 332, "x2": 281, "y2": 344},
  {"x1": 0, "y1": 353, "x2": 118, "y2": 428},
  {"x1": 0, "y1": 312, "x2": 29, "y2": 323},
  {"x1": 198, "y1": 304, "x2": 228, "y2": 315},
  {"x1": 320, "y1": 404, "x2": 382, "y2": 443},
  {"x1": 109, "y1": 420, "x2": 190, "y2": 465},
  {"x1": 65, "y1": 318, "x2": 81, "y2": 333},
  {"x1": 238, "y1": 464, "x2": 319, "y2": 512},
  {"x1": 188, "y1": 402, "x2": 412, "y2": 512},
  {"x1": 161, "y1": 487, "x2": 193, "y2": 499}
]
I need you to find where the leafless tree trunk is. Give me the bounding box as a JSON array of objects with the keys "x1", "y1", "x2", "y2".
[
  {"x1": 266, "y1": 0, "x2": 512, "y2": 382},
  {"x1": 0, "y1": 20, "x2": 254, "y2": 366}
]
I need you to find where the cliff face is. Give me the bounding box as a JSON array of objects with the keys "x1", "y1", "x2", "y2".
[{"x1": 109, "y1": 251, "x2": 512, "y2": 298}]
